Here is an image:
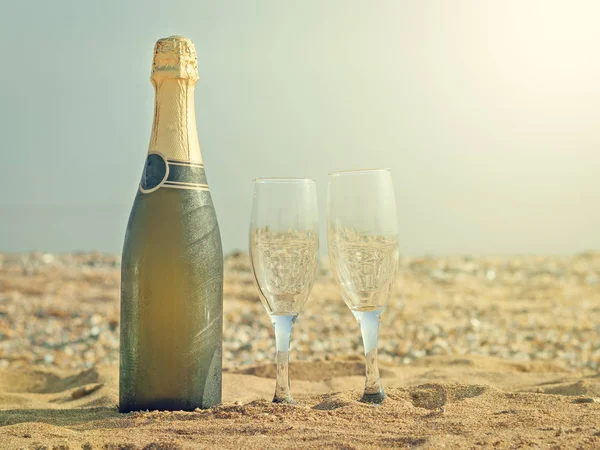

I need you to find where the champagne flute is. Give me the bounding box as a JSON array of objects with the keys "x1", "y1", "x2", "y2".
[
  {"x1": 327, "y1": 169, "x2": 399, "y2": 404},
  {"x1": 250, "y1": 178, "x2": 319, "y2": 404}
]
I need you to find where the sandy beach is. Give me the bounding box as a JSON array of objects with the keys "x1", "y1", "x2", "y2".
[{"x1": 0, "y1": 252, "x2": 599, "y2": 448}]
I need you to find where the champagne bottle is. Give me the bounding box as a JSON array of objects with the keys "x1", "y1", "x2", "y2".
[{"x1": 119, "y1": 36, "x2": 223, "y2": 412}]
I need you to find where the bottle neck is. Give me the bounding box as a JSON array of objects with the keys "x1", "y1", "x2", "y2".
[{"x1": 149, "y1": 78, "x2": 202, "y2": 164}]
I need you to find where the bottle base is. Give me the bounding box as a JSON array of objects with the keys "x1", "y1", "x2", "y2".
[{"x1": 119, "y1": 398, "x2": 221, "y2": 413}]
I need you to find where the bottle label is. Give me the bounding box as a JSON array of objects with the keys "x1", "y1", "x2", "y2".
[{"x1": 139, "y1": 152, "x2": 209, "y2": 193}]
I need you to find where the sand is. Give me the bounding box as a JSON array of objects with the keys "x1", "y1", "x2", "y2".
[
  {"x1": 1, "y1": 252, "x2": 599, "y2": 448},
  {"x1": 0, "y1": 356, "x2": 599, "y2": 449}
]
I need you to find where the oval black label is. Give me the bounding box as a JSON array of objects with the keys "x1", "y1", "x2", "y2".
[{"x1": 140, "y1": 153, "x2": 168, "y2": 193}]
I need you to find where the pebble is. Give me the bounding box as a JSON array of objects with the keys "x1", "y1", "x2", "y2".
[{"x1": 0, "y1": 252, "x2": 599, "y2": 372}]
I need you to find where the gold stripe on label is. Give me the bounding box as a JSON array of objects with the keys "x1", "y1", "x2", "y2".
[
  {"x1": 164, "y1": 180, "x2": 209, "y2": 187},
  {"x1": 168, "y1": 161, "x2": 205, "y2": 168},
  {"x1": 162, "y1": 183, "x2": 210, "y2": 191},
  {"x1": 166, "y1": 158, "x2": 205, "y2": 167}
]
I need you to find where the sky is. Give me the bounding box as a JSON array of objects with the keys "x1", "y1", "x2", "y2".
[{"x1": 0, "y1": 0, "x2": 599, "y2": 255}]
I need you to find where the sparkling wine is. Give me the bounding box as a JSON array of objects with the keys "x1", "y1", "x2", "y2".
[
  {"x1": 250, "y1": 228, "x2": 319, "y2": 315},
  {"x1": 328, "y1": 229, "x2": 399, "y2": 311},
  {"x1": 120, "y1": 36, "x2": 223, "y2": 412}
]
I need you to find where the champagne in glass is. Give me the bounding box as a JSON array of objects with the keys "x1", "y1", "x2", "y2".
[
  {"x1": 250, "y1": 178, "x2": 319, "y2": 403},
  {"x1": 327, "y1": 169, "x2": 399, "y2": 404},
  {"x1": 120, "y1": 36, "x2": 223, "y2": 412}
]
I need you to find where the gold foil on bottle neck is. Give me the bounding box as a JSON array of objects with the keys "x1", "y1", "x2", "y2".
[{"x1": 151, "y1": 35, "x2": 199, "y2": 82}]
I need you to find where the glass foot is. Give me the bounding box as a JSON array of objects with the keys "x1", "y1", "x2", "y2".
[
  {"x1": 360, "y1": 388, "x2": 385, "y2": 404},
  {"x1": 272, "y1": 396, "x2": 296, "y2": 405}
]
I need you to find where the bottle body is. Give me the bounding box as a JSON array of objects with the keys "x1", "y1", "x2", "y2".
[{"x1": 119, "y1": 36, "x2": 223, "y2": 412}]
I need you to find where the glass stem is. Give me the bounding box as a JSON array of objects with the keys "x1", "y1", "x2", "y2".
[
  {"x1": 271, "y1": 314, "x2": 296, "y2": 404},
  {"x1": 354, "y1": 309, "x2": 385, "y2": 404}
]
